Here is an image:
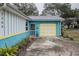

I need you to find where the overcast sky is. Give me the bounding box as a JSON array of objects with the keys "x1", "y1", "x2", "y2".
[{"x1": 35, "y1": 3, "x2": 79, "y2": 14}]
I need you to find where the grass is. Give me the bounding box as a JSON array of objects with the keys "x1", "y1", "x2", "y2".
[{"x1": 62, "y1": 28, "x2": 79, "y2": 43}]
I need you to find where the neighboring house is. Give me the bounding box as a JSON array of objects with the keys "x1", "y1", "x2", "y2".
[{"x1": 0, "y1": 4, "x2": 62, "y2": 48}]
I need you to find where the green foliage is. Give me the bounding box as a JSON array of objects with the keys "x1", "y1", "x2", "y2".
[
  {"x1": 0, "y1": 3, "x2": 4, "y2": 7},
  {"x1": 41, "y1": 3, "x2": 79, "y2": 18},
  {"x1": 0, "y1": 38, "x2": 29, "y2": 56},
  {"x1": 14, "y1": 3, "x2": 39, "y2": 16},
  {"x1": 41, "y1": 3, "x2": 71, "y2": 17},
  {"x1": 0, "y1": 46, "x2": 18, "y2": 56},
  {"x1": 62, "y1": 29, "x2": 79, "y2": 42}
]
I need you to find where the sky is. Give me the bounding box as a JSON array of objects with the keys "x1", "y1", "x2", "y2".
[{"x1": 35, "y1": 3, "x2": 79, "y2": 14}]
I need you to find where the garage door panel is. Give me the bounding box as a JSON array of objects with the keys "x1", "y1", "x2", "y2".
[
  {"x1": 39, "y1": 24, "x2": 56, "y2": 37},
  {"x1": 40, "y1": 33, "x2": 47, "y2": 36},
  {"x1": 40, "y1": 27, "x2": 47, "y2": 30}
]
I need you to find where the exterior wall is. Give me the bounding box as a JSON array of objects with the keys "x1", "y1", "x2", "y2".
[
  {"x1": 56, "y1": 21, "x2": 61, "y2": 37},
  {"x1": 0, "y1": 10, "x2": 26, "y2": 37},
  {"x1": 0, "y1": 31, "x2": 30, "y2": 48},
  {"x1": 8, "y1": 12, "x2": 12, "y2": 35},
  {"x1": 0, "y1": 10, "x2": 5, "y2": 36},
  {"x1": 29, "y1": 21, "x2": 61, "y2": 37},
  {"x1": 5, "y1": 11, "x2": 9, "y2": 36},
  {"x1": 0, "y1": 10, "x2": 30, "y2": 48}
]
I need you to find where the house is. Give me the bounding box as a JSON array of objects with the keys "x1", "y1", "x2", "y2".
[
  {"x1": 0, "y1": 4, "x2": 30, "y2": 48},
  {"x1": 0, "y1": 4, "x2": 62, "y2": 48},
  {"x1": 28, "y1": 16, "x2": 62, "y2": 38}
]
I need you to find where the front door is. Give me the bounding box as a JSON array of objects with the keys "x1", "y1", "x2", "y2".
[{"x1": 30, "y1": 24, "x2": 35, "y2": 36}]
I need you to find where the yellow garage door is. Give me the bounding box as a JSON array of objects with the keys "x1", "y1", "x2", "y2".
[{"x1": 39, "y1": 24, "x2": 56, "y2": 37}]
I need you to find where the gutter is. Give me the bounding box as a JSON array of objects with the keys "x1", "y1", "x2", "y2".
[{"x1": 0, "y1": 3, "x2": 28, "y2": 20}]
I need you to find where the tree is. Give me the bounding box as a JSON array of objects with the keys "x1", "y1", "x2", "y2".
[
  {"x1": 0, "y1": 3, "x2": 4, "y2": 6},
  {"x1": 14, "y1": 3, "x2": 39, "y2": 16},
  {"x1": 41, "y1": 3, "x2": 60, "y2": 16},
  {"x1": 41, "y1": 3, "x2": 72, "y2": 18},
  {"x1": 74, "y1": 8, "x2": 79, "y2": 18}
]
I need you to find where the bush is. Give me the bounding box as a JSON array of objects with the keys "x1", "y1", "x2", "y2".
[
  {"x1": 0, "y1": 46, "x2": 18, "y2": 56},
  {"x1": 0, "y1": 38, "x2": 29, "y2": 56},
  {"x1": 61, "y1": 28, "x2": 66, "y2": 37}
]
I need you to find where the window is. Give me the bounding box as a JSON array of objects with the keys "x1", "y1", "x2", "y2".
[
  {"x1": 26, "y1": 27, "x2": 28, "y2": 30},
  {"x1": 26, "y1": 21, "x2": 28, "y2": 30},
  {"x1": 26, "y1": 22, "x2": 28, "y2": 26}
]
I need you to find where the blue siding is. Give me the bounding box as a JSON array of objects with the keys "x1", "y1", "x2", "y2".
[
  {"x1": 0, "y1": 32, "x2": 30, "y2": 48},
  {"x1": 56, "y1": 21, "x2": 61, "y2": 37},
  {"x1": 29, "y1": 21, "x2": 61, "y2": 37}
]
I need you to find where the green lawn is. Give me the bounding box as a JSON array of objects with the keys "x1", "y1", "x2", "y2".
[{"x1": 63, "y1": 29, "x2": 79, "y2": 43}]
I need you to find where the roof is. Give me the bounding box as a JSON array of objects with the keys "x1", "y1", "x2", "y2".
[
  {"x1": 28, "y1": 16, "x2": 64, "y2": 21},
  {"x1": 0, "y1": 4, "x2": 29, "y2": 19}
]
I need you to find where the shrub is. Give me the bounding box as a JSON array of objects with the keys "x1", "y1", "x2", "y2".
[
  {"x1": 0, "y1": 46, "x2": 18, "y2": 56},
  {"x1": 0, "y1": 38, "x2": 29, "y2": 56}
]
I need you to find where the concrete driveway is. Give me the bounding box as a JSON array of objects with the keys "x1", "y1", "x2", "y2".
[{"x1": 19, "y1": 37, "x2": 79, "y2": 56}]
